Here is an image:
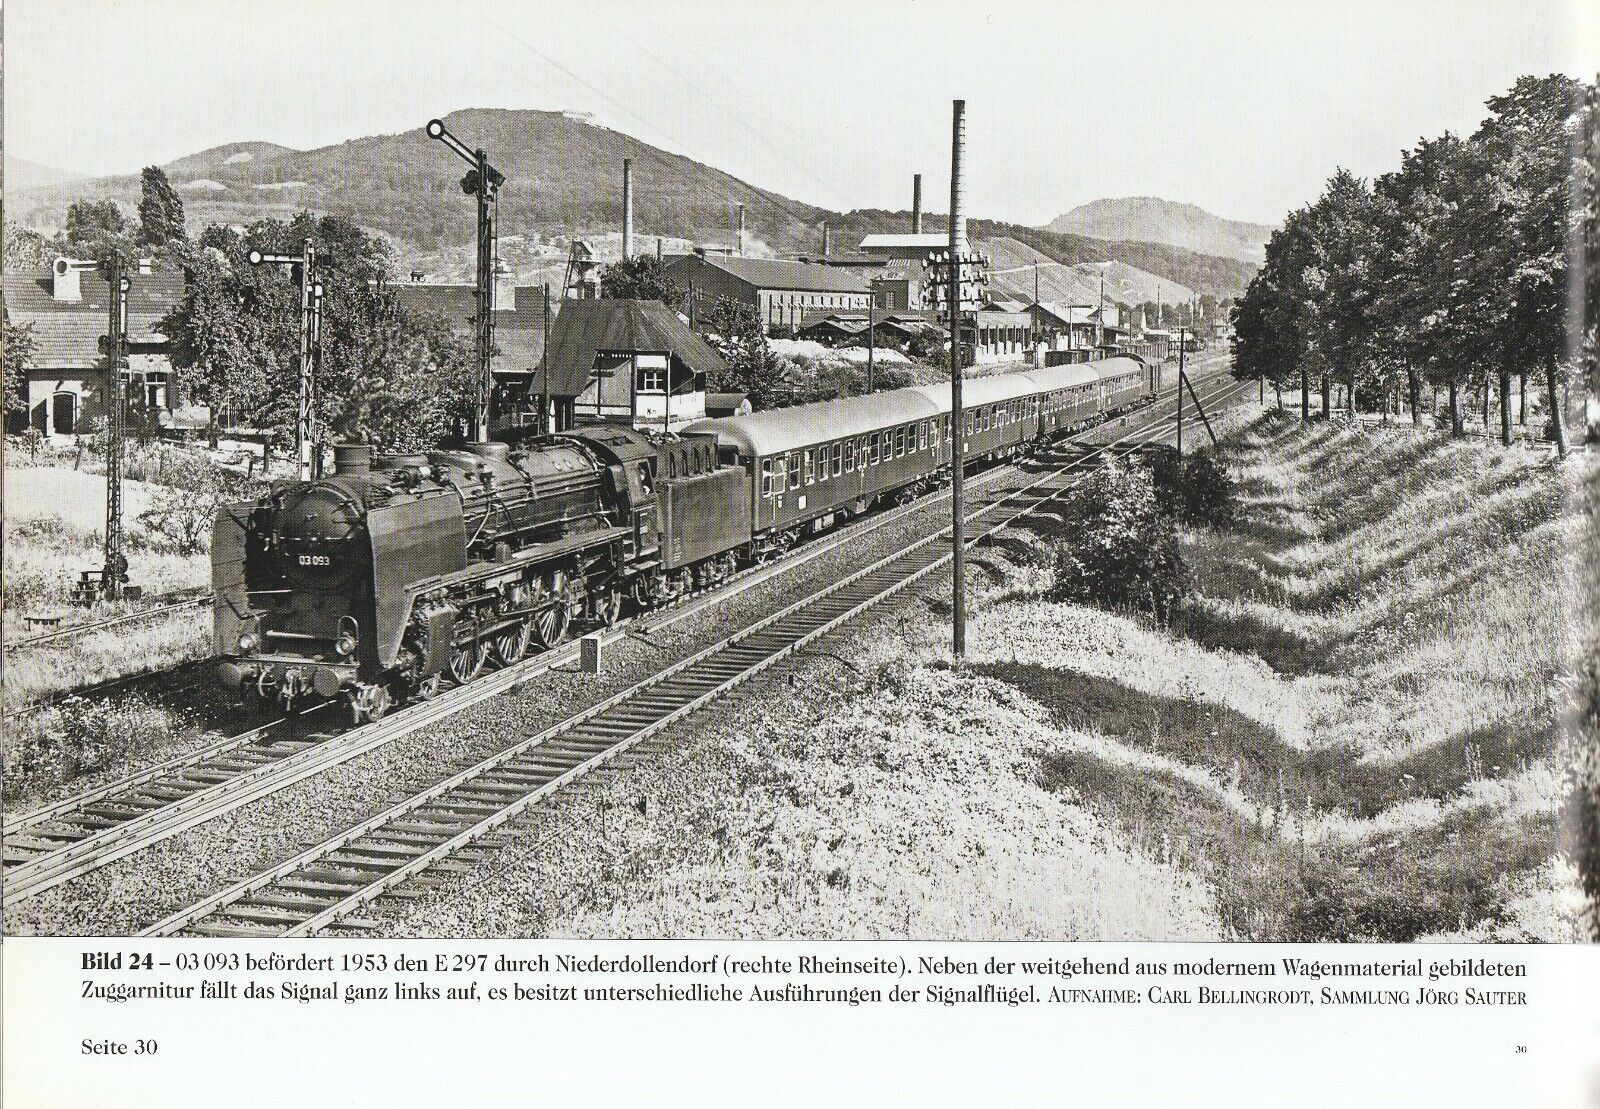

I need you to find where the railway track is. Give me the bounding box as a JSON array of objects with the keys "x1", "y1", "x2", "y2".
[
  {"x1": 11, "y1": 593, "x2": 212, "y2": 651},
  {"x1": 3, "y1": 364, "x2": 1237, "y2": 911},
  {"x1": 142, "y1": 373, "x2": 1254, "y2": 937}
]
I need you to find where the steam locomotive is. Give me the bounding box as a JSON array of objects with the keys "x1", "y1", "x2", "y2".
[{"x1": 213, "y1": 356, "x2": 1155, "y2": 722}]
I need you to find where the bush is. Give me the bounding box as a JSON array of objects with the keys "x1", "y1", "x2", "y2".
[
  {"x1": 1149, "y1": 447, "x2": 1236, "y2": 527},
  {"x1": 136, "y1": 452, "x2": 258, "y2": 554},
  {"x1": 5, "y1": 695, "x2": 188, "y2": 801},
  {"x1": 1048, "y1": 461, "x2": 1190, "y2": 623}
]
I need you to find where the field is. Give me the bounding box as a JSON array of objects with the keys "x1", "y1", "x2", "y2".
[{"x1": 419, "y1": 409, "x2": 1590, "y2": 941}]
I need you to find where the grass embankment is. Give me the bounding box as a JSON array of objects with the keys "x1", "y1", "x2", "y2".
[
  {"x1": 3, "y1": 452, "x2": 223, "y2": 806},
  {"x1": 530, "y1": 411, "x2": 1587, "y2": 941}
]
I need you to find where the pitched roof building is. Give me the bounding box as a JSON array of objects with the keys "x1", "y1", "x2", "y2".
[
  {"x1": 2, "y1": 258, "x2": 184, "y2": 438},
  {"x1": 541, "y1": 299, "x2": 727, "y2": 432},
  {"x1": 668, "y1": 253, "x2": 870, "y2": 334}
]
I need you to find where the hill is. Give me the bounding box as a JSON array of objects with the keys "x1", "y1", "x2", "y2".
[
  {"x1": 5, "y1": 110, "x2": 1257, "y2": 299},
  {"x1": 4, "y1": 156, "x2": 83, "y2": 194},
  {"x1": 980, "y1": 237, "x2": 1197, "y2": 308},
  {"x1": 1046, "y1": 197, "x2": 1274, "y2": 264}
]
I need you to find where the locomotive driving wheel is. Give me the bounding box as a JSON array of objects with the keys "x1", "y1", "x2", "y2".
[
  {"x1": 532, "y1": 571, "x2": 575, "y2": 647},
  {"x1": 447, "y1": 638, "x2": 488, "y2": 685},
  {"x1": 491, "y1": 618, "x2": 535, "y2": 667}
]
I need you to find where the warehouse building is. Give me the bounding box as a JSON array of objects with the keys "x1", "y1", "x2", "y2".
[{"x1": 668, "y1": 253, "x2": 870, "y2": 334}]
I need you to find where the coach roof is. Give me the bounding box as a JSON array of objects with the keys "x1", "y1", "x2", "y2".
[{"x1": 685, "y1": 388, "x2": 941, "y2": 458}]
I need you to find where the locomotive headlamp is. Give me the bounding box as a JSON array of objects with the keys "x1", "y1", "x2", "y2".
[
  {"x1": 336, "y1": 632, "x2": 357, "y2": 657},
  {"x1": 237, "y1": 632, "x2": 258, "y2": 653}
]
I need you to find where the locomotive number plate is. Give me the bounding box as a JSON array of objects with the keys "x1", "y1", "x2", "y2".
[{"x1": 298, "y1": 554, "x2": 332, "y2": 567}]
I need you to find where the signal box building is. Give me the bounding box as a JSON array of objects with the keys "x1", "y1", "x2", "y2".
[
  {"x1": 668, "y1": 253, "x2": 871, "y2": 334},
  {"x1": 541, "y1": 299, "x2": 728, "y2": 433},
  {"x1": 2, "y1": 257, "x2": 184, "y2": 439}
]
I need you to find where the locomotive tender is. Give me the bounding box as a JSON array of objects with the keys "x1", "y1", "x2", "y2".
[{"x1": 213, "y1": 355, "x2": 1155, "y2": 721}]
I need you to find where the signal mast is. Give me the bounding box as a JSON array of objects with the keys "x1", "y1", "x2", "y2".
[{"x1": 427, "y1": 118, "x2": 505, "y2": 443}]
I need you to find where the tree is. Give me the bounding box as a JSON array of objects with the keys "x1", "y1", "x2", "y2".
[
  {"x1": 3, "y1": 317, "x2": 37, "y2": 424},
  {"x1": 1473, "y1": 75, "x2": 1584, "y2": 452},
  {"x1": 1301, "y1": 169, "x2": 1386, "y2": 419},
  {"x1": 598, "y1": 255, "x2": 681, "y2": 305},
  {"x1": 164, "y1": 212, "x2": 477, "y2": 456},
  {"x1": 696, "y1": 296, "x2": 787, "y2": 410},
  {"x1": 63, "y1": 199, "x2": 134, "y2": 262},
  {"x1": 136, "y1": 166, "x2": 187, "y2": 249}
]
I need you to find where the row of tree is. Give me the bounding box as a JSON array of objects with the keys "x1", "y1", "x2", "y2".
[{"x1": 1231, "y1": 74, "x2": 1593, "y2": 457}]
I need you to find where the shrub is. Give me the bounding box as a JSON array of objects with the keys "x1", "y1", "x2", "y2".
[
  {"x1": 1149, "y1": 446, "x2": 1236, "y2": 527},
  {"x1": 1048, "y1": 461, "x2": 1190, "y2": 623},
  {"x1": 5, "y1": 695, "x2": 187, "y2": 802},
  {"x1": 136, "y1": 452, "x2": 258, "y2": 554}
]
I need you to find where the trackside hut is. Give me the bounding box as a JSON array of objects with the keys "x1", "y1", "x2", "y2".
[{"x1": 542, "y1": 299, "x2": 726, "y2": 433}]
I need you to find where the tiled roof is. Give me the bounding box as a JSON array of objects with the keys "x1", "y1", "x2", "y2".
[
  {"x1": 387, "y1": 281, "x2": 553, "y2": 373},
  {"x1": 542, "y1": 299, "x2": 726, "y2": 397},
  {"x1": 2, "y1": 269, "x2": 182, "y2": 370},
  {"x1": 673, "y1": 254, "x2": 870, "y2": 295}
]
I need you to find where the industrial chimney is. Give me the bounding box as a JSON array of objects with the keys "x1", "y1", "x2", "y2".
[
  {"x1": 912, "y1": 174, "x2": 923, "y2": 235},
  {"x1": 737, "y1": 205, "x2": 746, "y2": 256},
  {"x1": 822, "y1": 224, "x2": 830, "y2": 258},
  {"x1": 622, "y1": 159, "x2": 634, "y2": 261}
]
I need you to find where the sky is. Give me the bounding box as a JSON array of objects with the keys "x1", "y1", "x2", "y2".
[{"x1": 4, "y1": 0, "x2": 1596, "y2": 228}]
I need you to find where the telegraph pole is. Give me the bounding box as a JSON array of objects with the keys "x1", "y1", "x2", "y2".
[
  {"x1": 542, "y1": 283, "x2": 553, "y2": 433},
  {"x1": 1176, "y1": 325, "x2": 1187, "y2": 457},
  {"x1": 248, "y1": 240, "x2": 321, "y2": 480},
  {"x1": 948, "y1": 98, "x2": 967, "y2": 660},
  {"x1": 428, "y1": 118, "x2": 505, "y2": 443},
  {"x1": 866, "y1": 294, "x2": 876, "y2": 393},
  {"x1": 101, "y1": 259, "x2": 131, "y2": 599}
]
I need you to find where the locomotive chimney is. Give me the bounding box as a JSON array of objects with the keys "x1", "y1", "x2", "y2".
[
  {"x1": 332, "y1": 443, "x2": 371, "y2": 475},
  {"x1": 622, "y1": 158, "x2": 634, "y2": 261},
  {"x1": 912, "y1": 174, "x2": 922, "y2": 234}
]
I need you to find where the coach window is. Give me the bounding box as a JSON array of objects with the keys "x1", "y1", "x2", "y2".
[
  {"x1": 760, "y1": 459, "x2": 775, "y2": 497},
  {"x1": 844, "y1": 440, "x2": 855, "y2": 472},
  {"x1": 803, "y1": 449, "x2": 814, "y2": 485},
  {"x1": 866, "y1": 435, "x2": 877, "y2": 465},
  {"x1": 832, "y1": 443, "x2": 843, "y2": 476},
  {"x1": 788, "y1": 453, "x2": 801, "y2": 491},
  {"x1": 919, "y1": 423, "x2": 928, "y2": 451},
  {"x1": 880, "y1": 431, "x2": 891, "y2": 460},
  {"x1": 893, "y1": 428, "x2": 904, "y2": 457}
]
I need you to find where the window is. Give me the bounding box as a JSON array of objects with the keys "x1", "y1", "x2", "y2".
[
  {"x1": 760, "y1": 459, "x2": 775, "y2": 497},
  {"x1": 832, "y1": 443, "x2": 843, "y2": 476},
  {"x1": 788, "y1": 453, "x2": 801, "y2": 490},
  {"x1": 844, "y1": 441, "x2": 855, "y2": 472},
  {"x1": 867, "y1": 435, "x2": 879, "y2": 465},
  {"x1": 945, "y1": 418, "x2": 952, "y2": 444},
  {"x1": 919, "y1": 422, "x2": 928, "y2": 451},
  {"x1": 881, "y1": 431, "x2": 891, "y2": 460},
  {"x1": 637, "y1": 366, "x2": 666, "y2": 393},
  {"x1": 894, "y1": 428, "x2": 906, "y2": 457},
  {"x1": 803, "y1": 449, "x2": 814, "y2": 485}
]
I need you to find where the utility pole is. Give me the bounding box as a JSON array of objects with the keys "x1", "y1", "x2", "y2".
[
  {"x1": 867, "y1": 294, "x2": 876, "y2": 393},
  {"x1": 100, "y1": 259, "x2": 131, "y2": 600},
  {"x1": 542, "y1": 283, "x2": 552, "y2": 433},
  {"x1": 248, "y1": 240, "x2": 322, "y2": 480},
  {"x1": 1176, "y1": 325, "x2": 1187, "y2": 457},
  {"x1": 948, "y1": 98, "x2": 967, "y2": 661},
  {"x1": 428, "y1": 118, "x2": 505, "y2": 443}
]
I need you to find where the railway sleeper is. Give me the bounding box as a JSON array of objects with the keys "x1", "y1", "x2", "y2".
[
  {"x1": 277, "y1": 878, "x2": 369, "y2": 897},
  {"x1": 219, "y1": 904, "x2": 318, "y2": 927},
  {"x1": 186, "y1": 921, "x2": 283, "y2": 938},
  {"x1": 336, "y1": 842, "x2": 427, "y2": 861},
  {"x1": 246, "y1": 891, "x2": 341, "y2": 912}
]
